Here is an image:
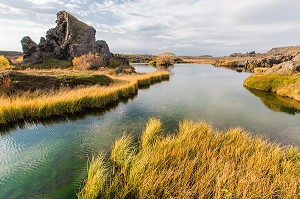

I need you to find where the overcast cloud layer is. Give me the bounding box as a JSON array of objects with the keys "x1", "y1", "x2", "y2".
[{"x1": 0, "y1": 0, "x2": 300, "y2": 56}]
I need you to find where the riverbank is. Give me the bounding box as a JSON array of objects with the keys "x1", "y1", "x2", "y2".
[
  {"x1": 244, "y1": 74, "x2": 300, "y2": 101},
  {"x1": 0, "y1": 70, "x2": 169, "y2": 124},
  {"x1": 79, "y1": 118, "x2": 300, "y2": 198}
]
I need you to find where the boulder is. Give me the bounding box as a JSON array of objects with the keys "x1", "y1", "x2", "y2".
[
  {"x1": 113, "y1": 54, "x2": 130, "y2": 65},
  {"x1": 263, "y1": 61, "x2": 300, "y2": 75},
  {"x1": 21, "y1": 36, "x2": 43, "y2": 64},
  {"x1": 95, "y1": 40, "x2": 112, "y2": 65},
  {"x1": 115, "y1": 65, "x2": 136, "y2": 74}
]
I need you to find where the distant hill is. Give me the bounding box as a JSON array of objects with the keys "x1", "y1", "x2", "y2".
[
  {"x1": 0, "y1": 51, "x2": 23, "y2": 58},
  {"x1": 267, "y1": 46, "x2": 300, "y2": 56}
]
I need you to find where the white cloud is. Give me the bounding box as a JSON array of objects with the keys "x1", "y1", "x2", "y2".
[
  {"x1": 0, "y1": 0, "x2": 300, "y2": 55},
  {"x1": 26, "y1": 0, "x2": 63, "y2": 6}
]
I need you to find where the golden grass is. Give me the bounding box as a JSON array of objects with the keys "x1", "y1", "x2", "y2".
[
  {"x1": 111, "y1": 134, "x2": 136, "y2": 174},
  {"x1": 141, "y1": 118, "x2": 162, "y2": 149},
  {"x1": 0, "y1": 71, "x2": 169, "y2": 124},
  {"x1": 79, "y1": 118, "x2": 300, "y2": 198},
  {"x1": 78, "y1": 154, "x2": 108, "y2": 199},
  {"x1": 0, "y1": 55, "x2": 11, "y2": 68}
]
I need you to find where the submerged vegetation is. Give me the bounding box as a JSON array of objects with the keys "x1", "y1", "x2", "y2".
[
  {"x1": 79, "y1": 118, "x2": 300, "y2": 199},
  {"x1": 0, "y1": 71, "x2": 169, "y2": 124},
  {"x1": 244, "y1": 74, "x2": 300, "y2": 101}
]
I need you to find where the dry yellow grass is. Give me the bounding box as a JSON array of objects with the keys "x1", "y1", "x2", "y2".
[
  {"x1": 0, "y1": 55, "x2": 10, "y2": 68},
  {"x1": 79, "y1": 118, "x2": 300, "y2": 199},
  {"x1": 0, "y1": 71, "x2": 169, "y2": 124}
]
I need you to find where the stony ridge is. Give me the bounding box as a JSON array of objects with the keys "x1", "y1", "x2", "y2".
[{"x1": 20, "y1": 11, "x2": 129, "y2": 68}]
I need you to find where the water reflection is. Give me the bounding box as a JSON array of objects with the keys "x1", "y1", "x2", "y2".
[
  {"x1": 1, "y1": 64, "x2": 299, "y2": 199},
  {"x1": 246, "y1": 88, "x2": 300, "y2": 115}
]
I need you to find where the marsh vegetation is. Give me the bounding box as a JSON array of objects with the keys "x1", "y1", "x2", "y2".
[
  {"x1": 79, "y1": 118, "x2": 300, "y2": 198},
  {"x1": 0, "y1": 70, "x2": 169, "y2": 124}
]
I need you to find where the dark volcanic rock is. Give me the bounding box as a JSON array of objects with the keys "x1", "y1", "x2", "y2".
[
  {"x1": 113, "y1": 54, "x2": 130, "y2": 65},
  {"x1": 21, "y1": 36, "x2": 43, "y2": 64},
  {"x1": 95, "y1": 40, "x2": 112, "y2": 65},
  {"x1": 21, "y1": 10, "x2": 130, "y2": 69},
  {"x1": 41, "y1": 10, "x2": 96, "y2": 59}
]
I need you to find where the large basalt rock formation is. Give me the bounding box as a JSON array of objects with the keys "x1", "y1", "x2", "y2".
[
  {"x1": 21, "y1": 10, "x2": 129, "y2": 69},
  {"x1": 37, "y1": 10, "x2": 96, "y2": 59},
  {"x1": 21, "y1": 36, "x2": 43, "y2": 64}
]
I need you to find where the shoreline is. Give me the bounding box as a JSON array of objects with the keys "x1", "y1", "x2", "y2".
[{"x1": 0, "y1": 71, "x2": 170, "y2": 125}]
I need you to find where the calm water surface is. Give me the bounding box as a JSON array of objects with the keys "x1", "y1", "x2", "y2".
[{"x1": 1, "y1": 64, "x2": 300, "y2": 198}]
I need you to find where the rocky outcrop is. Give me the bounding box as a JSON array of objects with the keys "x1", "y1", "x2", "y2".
[
  {"x1": 263, "y1": 62, "x2": 300, "y2": 75},
  {"x1": 38, "y1": 10, "x2": 96, "y2": 59},
  {"x1": 95, "y1": 40, "x2": 113, "y2": 65},
  {"x1": 261, "y1": 54, "x2": 300, "y2": 75},
  {"x1": 213, "y1": 46, "x2": 300, "y2": 72},
  {"x1": 21, "y1": 10, "x2": 129, "y2": 69},
  {"x1": 21, "y1": 36, "x2": 43, "y2": 64},
  {"x1": 267, "y1": 46, "x2": 300, "y2": 57}
]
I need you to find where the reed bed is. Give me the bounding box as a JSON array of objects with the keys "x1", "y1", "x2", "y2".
[
  {"x1": 79, "y1": 118, "x2": 300, "y2": 199},
  {"x1": 0, "y1": 71, "x2": 169, "y2": 124}
]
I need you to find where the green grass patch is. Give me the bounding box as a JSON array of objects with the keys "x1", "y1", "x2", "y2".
[
  {"x1": 79, "y1": 118, "x2": 300, "y2": 198},
  {"x1": 21, "y1": 55, "x2": 72, "y2": 69},
  {"x1": 1, "y1": 72, "x2": 112, "y2": 93},
  {"x1": 244, "y1": 74, "x2": 300, "y2": 92},
  {"x1": 57, "y1": 75, "x2": 112, "y2": 87}
]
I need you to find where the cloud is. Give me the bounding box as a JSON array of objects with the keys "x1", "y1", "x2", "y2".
[{"x1": 0, "y1": 0, "x2": 299, "y2": 56}]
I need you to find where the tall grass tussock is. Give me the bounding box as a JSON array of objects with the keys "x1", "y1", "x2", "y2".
[
  {"x1": 79, "y1": 118, "x2": 300, "y2": 199},
  {"x1": 0, "y1": 71, "x2": 169, "y2": 124}
]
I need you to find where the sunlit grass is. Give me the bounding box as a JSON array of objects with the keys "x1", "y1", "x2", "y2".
[
  {"x1": 244, "y1": 74, "x2": 300, "y2": 101},
  {"x1": 78, "y1": 154, "x2": 108, "y2": 199},
  {"x1": 80, "y1": 118, "x2": 300, "y2": 198},
  {"x1": 0, "y1": 71, "x2": 169, "y2": 124}
]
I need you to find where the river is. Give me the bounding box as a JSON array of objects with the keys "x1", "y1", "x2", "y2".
[{"x1": 0, "y1": 64, "x2": 300, "y2": 198}]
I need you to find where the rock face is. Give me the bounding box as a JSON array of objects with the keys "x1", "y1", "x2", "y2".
[
  {"x1": 95, "y1": 40, "x2": 113, "y2": 65},
  {"x1": 263, "y1": 61, "x2": 300, "y2": 75},
  {"x1": 214, "y1": 46, "x2": 300, "y2": 72},
  {"x1": 21, "y1": 10, "x2": 129, "y2": 69},
  {"x1": 267, "y1": 46, "x2": 300, "y2": 57},
  {"x1": 38, "y1": 11, "x2": 96, "y2": 59},
  {"x1": 21, "y1": 36, "x2": 43, "y2": 64}
]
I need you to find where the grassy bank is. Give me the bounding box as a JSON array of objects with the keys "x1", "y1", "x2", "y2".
[
  {"x1": 0, "y1": 71, "x2": 169, "y2": 124},
  {"x1": 244, "y1": 74, "x2": 300, "y2": 101},
  {"x1": 79, "y1": 118, "x2": 300, "y2": 199}
]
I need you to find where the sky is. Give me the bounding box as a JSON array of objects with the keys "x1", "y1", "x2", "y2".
[{"x1": 0, "y1": 0, "x2": 300, "y2": 56}]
